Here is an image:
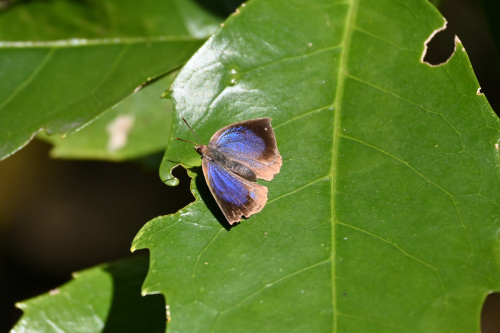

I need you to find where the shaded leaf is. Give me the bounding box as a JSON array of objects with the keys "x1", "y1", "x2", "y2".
[
  {"x1": 12, "y1": 256, "x2": 165, "y2": 333},
  {"x1": 39, "y1": 72, "x2": 176, "y2": 161},
  {"x1": 0, "y1": 0, "x2": 221, "y2": 161},
  {"x1": 133, "y1": 0, "x2": 500, "y2": 332}
]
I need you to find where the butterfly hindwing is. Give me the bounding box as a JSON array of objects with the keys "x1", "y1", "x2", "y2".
[
  {"x1": 202, "y1": 159, "x2": 268, "y2": 224},
  {"x1": 209, "y1": 118, "x2": 282, "y2": 181}
]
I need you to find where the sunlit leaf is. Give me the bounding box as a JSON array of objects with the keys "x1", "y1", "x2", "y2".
[{"x1": 133, "y1": 0, "x2": 500, "y2": 332}]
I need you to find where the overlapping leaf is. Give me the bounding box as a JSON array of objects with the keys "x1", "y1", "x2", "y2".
[
  {"x1": 12, "y1": 256, "x2": 165, "y2": 333},
  {"x1": 0, "y1": 0, "x2": 220, "y2": 161},
  {"x1": 39, "y1": 73, "x2": 176, "y2": 161},
  {"x1": 133, "y1": 0, "x2": 500, "y2": 332}
]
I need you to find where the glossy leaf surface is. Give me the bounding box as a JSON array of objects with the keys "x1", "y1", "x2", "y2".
[{"x1": 133, "y1": 0, "x2": 500, "y2": 332}]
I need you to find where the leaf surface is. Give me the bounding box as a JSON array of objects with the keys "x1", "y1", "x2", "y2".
[
  {"x1": 12, "y1": 256, "x2": 165, "y2": 333},
  {"x1": 39, "y1": 73, "x2": 176, "y2": 161},
  {"x1": 0, "y1": 0, "x2": 219, "y2": 161},
  {"x1": 133, "y1": 0, "x2": 500, "y2": 332}
]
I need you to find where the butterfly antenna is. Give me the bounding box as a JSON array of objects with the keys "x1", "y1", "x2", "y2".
[
  {"x1": 175, "y1": 137, "x2": 199, "y2": 145},
  {"x1": 180, "y1": 117, "x2": 203, "y2": 144}
]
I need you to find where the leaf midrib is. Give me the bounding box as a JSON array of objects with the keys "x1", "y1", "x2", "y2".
[
  {"x1": 331, "y1": 0, "x2": 358, "y2": 331},
  {"x1": 0, "y1": 35, "x2": 201, "y2": 48}
]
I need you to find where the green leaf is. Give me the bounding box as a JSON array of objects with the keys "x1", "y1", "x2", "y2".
[
  {"x1": 133, "y1": 0, "x2": 500, "y2": 332},
  {"x1": 0, "y1": 0, "x2": 220, "y2": 161},
  {"x1": 0, "y1": 0, "x2": 221, "y2": 41},
  {"x1": 12, "y1": 256, "x2": 166, "y2": 333},
  {"x1": 39, "y1": 72, "x2": 176, "y2": 161}
]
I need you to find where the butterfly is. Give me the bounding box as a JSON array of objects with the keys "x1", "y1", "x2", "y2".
[{"x1": 177, "y1": 118, "x2": 282, "y2": 224}]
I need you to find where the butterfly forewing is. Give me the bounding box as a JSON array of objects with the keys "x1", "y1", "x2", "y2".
[{"x1": 210, "y1": 118, "x2": 282, "y2": 181}]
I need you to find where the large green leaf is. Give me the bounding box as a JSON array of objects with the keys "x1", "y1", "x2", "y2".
[
  {"x1": 0, "y1": 0, "x2": 220, "y2": 161},
  {"x1": 12, "y1": 256, "x2": 165, "y2": 333},
  {"x1": 133, "y1": 0, "x2": 500, "y2": 332}
]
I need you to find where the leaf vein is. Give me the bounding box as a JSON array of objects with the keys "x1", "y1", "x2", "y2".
[
  {"x1": 267, "y1": 176, "x2": 328, "y2": 204},
  {"x1": 274, "y1": 103, "x2": 332, "y2": 130},
  {"x1": 218, "y1": 259, "x2": 330, "y2": 315},
  {"x1": 91, "y1": 44, "x2": 131, "y2": 96},
  {"x1": 345, "y1": 73, "x2": 465, "y2": 149},
  {"x1": 0, "y1": 36, "x2": 201, "y2": 48},
  {"x1": 0, "y1": 48, "x2": 55, "y2": 111},
  {"x1": 341, "y1": 133, "x2": 474, "y2": 259},
  {"x1": 237, "y1": 44, "x2": 342, "y2": 76},
  {"x1": 336, "y1": 220, "x2": 438, "y2": 271},
  {"x1": 353, "y1": 25, "x2": 415, "y2": 52},
  {"x1": 330, "y1": 0, "x2": 359, "y2": 331},
  {"x1": 192, "y1": 229, "x2": 225, "y2": 299}
]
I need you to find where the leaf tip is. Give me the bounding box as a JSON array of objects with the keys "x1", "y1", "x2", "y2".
[
  {"x1": 160, "y1": 163, "x2": 183, "y2": 186},
  {"x1": 14, "y1": 301, "x2": 25, "y2": 310},
  {"x1": 130, "y1": 232, "x2": 146, "y2": 252}
]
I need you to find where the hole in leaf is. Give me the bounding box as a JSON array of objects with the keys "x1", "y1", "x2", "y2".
[
  {"x1": 422, "y1": 21, "x2": 457, "y2": 66},
  {"x1": 481, "y1": 292, "x2": 500, "y2": 333},
  {"x1": 436, "y1": 0, "x2": 500, "y2": 115}
]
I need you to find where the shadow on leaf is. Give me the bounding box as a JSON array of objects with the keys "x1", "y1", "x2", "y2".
[{"x1": 102, "y1": 255, "x2": 165, "y2": 333}]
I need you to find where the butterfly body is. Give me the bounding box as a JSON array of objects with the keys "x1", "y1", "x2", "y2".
[
  {"x1": 183, "y1": 118, "x2": 282, "y2": 224},
  {"x1": 195, "y1": 146, "x2": 258, "y2": 181}
]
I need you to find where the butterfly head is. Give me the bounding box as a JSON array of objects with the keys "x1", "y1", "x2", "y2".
[{"x1": 194, "y1": 145, "x2": 204, "y2": 156}]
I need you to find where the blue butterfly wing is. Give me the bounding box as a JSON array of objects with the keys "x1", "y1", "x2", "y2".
[
  {"x1": 215, "y1": 126, "x2": 266, "y2": 159},
  {"x1": 209, "y1": 118, "x2": 282, "y2": 181},
  {"x1": 202, "y1": 158, "x2": 268, "y2": 224}
]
